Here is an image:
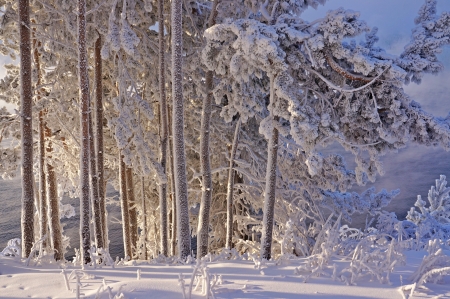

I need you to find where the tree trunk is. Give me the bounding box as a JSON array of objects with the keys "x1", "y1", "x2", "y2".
[
  {"x1": 141, "y1": 176, "x2": 147, "y2": 260},
  {"x1": 119, "y1": 154, "x2": 131, "y2": 259},
  {"x1": 78, "y1": 0, "x2": 91, "y2": 264},
  {"x1": 33, "y1": 34, "x2": 48, "y2": 251},
  {"x1": 260, "y1": 75, "x2": 279, "y2": 261},
  {"x1": 168, "y1": 108, "x2": 177, "y2": 256},
  {"x1": 126, "y1": 167, "x2": 138, "y2": 257},
  {"x1": 158, "y1": 0, "x2": 169, "y2": 256},
  {"x1": 171, "y1": 0, "x2": 191, "y2": 259},
  {"x1": 45, "y1": 132, "x2": 64, "y2": 261},
  {"x1": 225, "y1": 118, "x2": 241, "y2": 249},
  {"x1": 89, "y1": 110, "x2": 103, "y2": 249},
  {"x1": 196, "y1": 0, "x2": 220, "y2": 259},
  {"x1": 95, "y1": 35, "x2": 107, "y2": 249},
  {"x1": 19, "y1": 0, "x2": 34, "y2": 258}
]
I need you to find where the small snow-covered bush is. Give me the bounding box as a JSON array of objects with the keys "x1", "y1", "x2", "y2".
[
  {"x1": 0, "y1": 238, "x2": 21, "y2": 257},
  {"x1": 407, "y1": 175, "x2": 450, "y2": 242},
  {"x1": 409, "y1": 239, "x2": 450, "y2": 288},
  {"x1": 340, "y1": 234, "x2": 405, "y2": 285}
]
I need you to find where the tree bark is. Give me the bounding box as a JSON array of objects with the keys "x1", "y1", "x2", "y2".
[
  {"x1": 225, "y1": 118, "x2": 241, "y2": 249},
  {"x1": 141, "y1": 176, "x2": 147, "y2": 260},
  {"x1": 19, "y1": 0, "x2": 35, "y2": 258},
  {"x1": 89, "y1": 110, "x2": 103, "y2": 249},
  {"x1": 260, "y1": 75, "x2": 279, "y2": 261},
  {"x1": 45, "y1": 132, "x2": 64, "y2": 261},
  {"x1": 171, "y1": 0, "x2": 191, "y2": 259},
  {"x1": 33, "y1": 33, "x2": 48, "y2": 251},
  {"x1": 119, "y1": 154, "x2": 132, "y2": 259},
  {"x1": 78, "y1": 0, "x2": 91, "y2": 264},
  {"x1": 168, "y1": 108, "x2": 177, "y2": 256},
  {"x1": 158, "y1": 0, "x2": 169, "y2": 256},
  {"x1": 126, "y1": 167, "x2": 138, "y2": 256},
  {"x1": 196, "y1": 0, "x2": 220, "y2": 259},
  {"x1": 94, "y1": 35, "x2": 107, "y2": 249}
]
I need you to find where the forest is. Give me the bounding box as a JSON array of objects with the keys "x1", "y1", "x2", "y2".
[{"x1": 1, "y1": 0, "x2": 450, "y2": 298}]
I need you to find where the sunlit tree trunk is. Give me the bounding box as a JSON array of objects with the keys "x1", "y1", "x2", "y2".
[
  {"x1": 119, "y1": 154, "x2": 131, "y2": 259},
  {"x1": 33, "y1": 32, "x2": 48, "y2": 251},
  {"x1": 94, "y1": 35, "x2": 107, "y2": 249},
  {"x1": 141, "y1": 176, "x2": 147, "y2": 260},
  {"x1": 19, "y1": 0, "x2": 34, "y2": 258},
  {"x1": 260, "y1": 75, "x2": 279, "y2": 260},
  {"x1": 45, "y1": 130, "x2": 64, "y2": 261},
  {"x1": 168, "y1": 108, "x2": 177, "y2": 256},
  {"x1": 196, "y1": 0, "x2": 220, "y2": 259},
  {"x1": 89, "y1": 109, "x2": 103, "y2": 249},
  {"x1": 158, "y1": 0, "x2": 169, "y2": 256},
  {"x1": 126, "y1": 167, "x2": 138, "y2": 257},
  {"x1": 78, "y1": 0, "x2": 91, "y2": 264},
  {"x1": 171, "y1": 0, "x2": 191, "y2": 259},
  {"x1": 225, "y1": 118, "x2": 241, "y2": 249}
]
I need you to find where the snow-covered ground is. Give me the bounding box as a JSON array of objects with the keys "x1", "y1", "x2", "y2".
[{"x1": 0, "y1": 251, "x2": 449, "y2": 299}]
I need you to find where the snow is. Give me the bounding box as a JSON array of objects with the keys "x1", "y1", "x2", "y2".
[{"x1": 0, "y1": 250, "x2": 449, "y2": 298}]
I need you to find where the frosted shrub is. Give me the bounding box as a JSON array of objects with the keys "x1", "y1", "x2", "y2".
[
  {"x1": 340, "y1": 235, "x2": 405, "y2": 285},
  {"x1": 407, "y1": 175, "x2": 450, "y2": 242},
  {"x1": 408, "y1": 239, "x2": 450, "y2": 292},
  {"x1": 0, "y1": 238, "x2": 21, "y2": 257}
]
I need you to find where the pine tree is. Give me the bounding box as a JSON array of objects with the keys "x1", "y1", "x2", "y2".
[
  {"x1": 33, "y1": 33, "x2": 48, "y2": 251},
  {"x1": 225, "y1": 118, "x2": 241, "y2": 249},
  {"x1": 19, "y1": 0, "x2": 35, "y2": 259},
  {"x1": 119, "y1": 153, "x2": 131, "y2": 259},
  {"x1": 126, "y1": 167, "x2": 138, "y2": 256},
  {"x1": 89, "y1": 109, "x2": 103, "y2": 249},
  {"x1": 94, "y1": 35, "x2": 108, "y2": 249},
  {"x1": 197, "y1": 0, "x2": 220, "y2": 258},
  {"x1": 77, "y1": 0, "x2": 91, "y2": 264},
  {"x1": 45, "y1": 130, "x2": 64, "y2": 261},
  {"x1": 158, "y1": 0, "x2": 168, "y2": 256},
  {"x1": 171, "y1": 0, "x2": 191, "y2": 259},
  {"x1": 168, "y1": 108, "x2": 177, "y2": 256}
]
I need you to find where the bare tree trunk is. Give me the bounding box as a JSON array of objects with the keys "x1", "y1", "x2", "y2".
[
  {"x1": 19, "y1": 0, "x2": 35, "y2": 258},
  {"x1": 94, "y1": 35, "x2": 107, "y2": 249},
  {"x1": 196, "y1": 0, "x2": 220, "y2": 259},
  {"x1": 158, "y1": 0, "x2": 169, "y2": 256},
  {"x1": 33, "y1": 34, "x2": 48, "y2": 250},
  {"x1": 225, "y1": 118, "x2": 241, "y2": 249},
  {"x1": 141, "y1": 176, "x2": 147, "y2": 260},
  {"x1": 171, "y1": 0, "x2": 191, "y2": 259},
  {"x1": 119, "y1": 154, "x2": 131, "y2": 259},
  {"x1": 89, "y1": 110, "x2": 103, "y2": 249},
  {"x1": 45, "y1": 132, "x2": 64, "y2": 261},
  {"x1": 77, "y1": 0, "x2": 91, "y2": 264},
  {"x1": 168, "y1": 108, "x2": 177, "y2": 256},
  {"x1": 126, "y1": 167, "x2": 138, "y2": 257},
  {"x1": 260, "y1": 75, "x2": 279, "y2": 261}
]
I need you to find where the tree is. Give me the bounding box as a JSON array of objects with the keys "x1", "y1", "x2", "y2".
[
  {"x1": 19, "y1": 0, "x2": 35, "y2": 258},
  {"x1": 171, "y1": 0, "x2": 191, "y2": 259},
  {"x1": 119, "y1": 153, "x2": 131, "y2": 259},
  {"x1": 77, "y1": 0, "x2": 91, "y2": 264},
  {"x1": 95, "y1": 34, "x2": 108, "y2": 249},
  {"x1": 157, "y1": 0, "x2": 169, "y2": 256},
  {"x1": 203, "y1": 0, "x2": 450, "y2": 259},
  {"x1": 196, "y1": 0, "x2": 221, "y2": 259},
  {"x1": 225, "y1": 118, "x2": 241, "y2": 249}
]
